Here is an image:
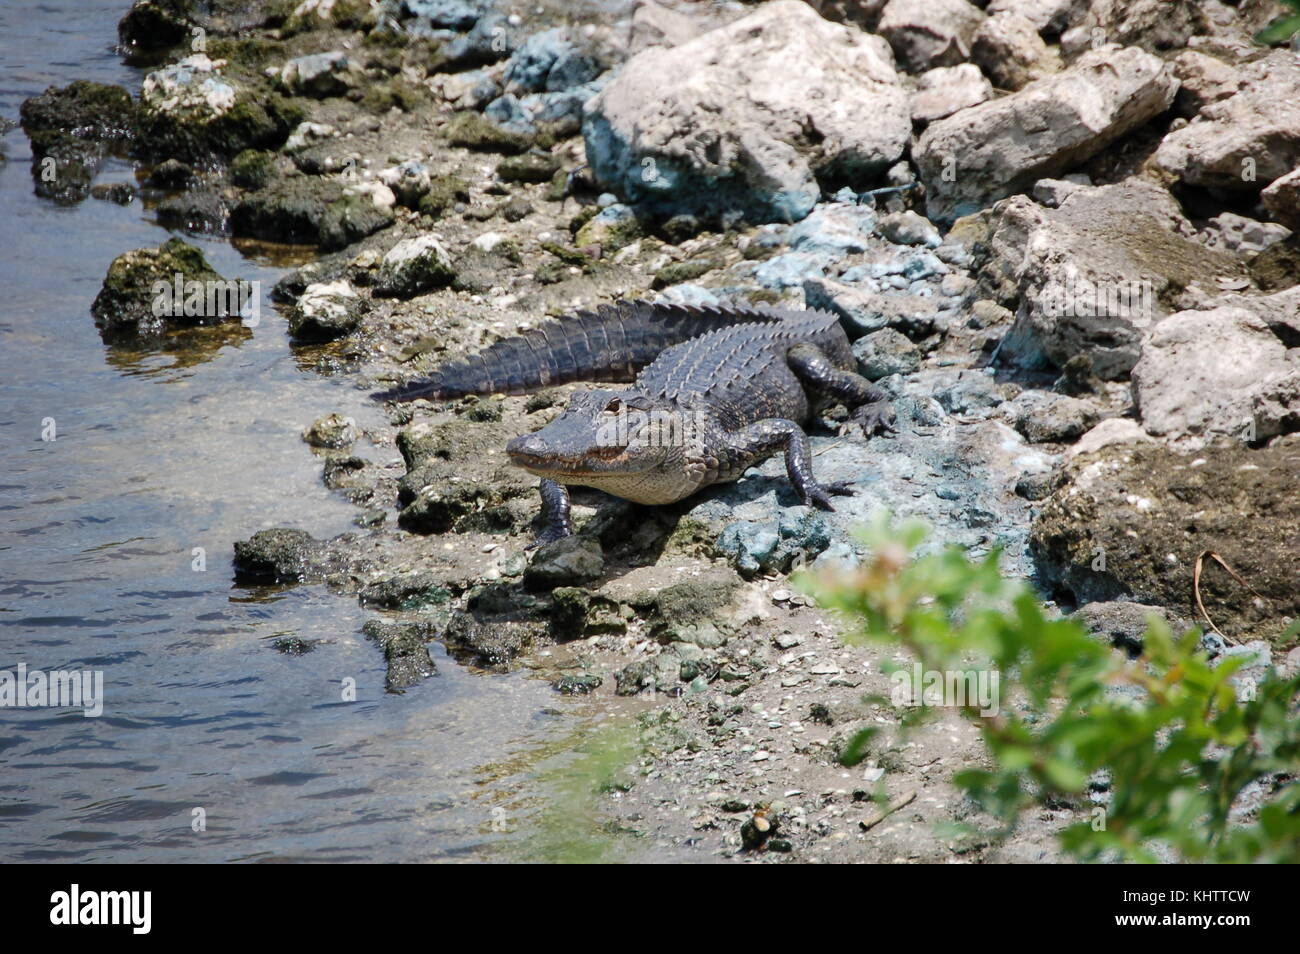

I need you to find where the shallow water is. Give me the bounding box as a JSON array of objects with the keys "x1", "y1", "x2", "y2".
[{"x1": 0, "y1": 0, "x2": 646, "y2": 863}]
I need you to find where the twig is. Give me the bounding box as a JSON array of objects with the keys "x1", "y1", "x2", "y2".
[
  {"x1": 1193, "y1": 550, "x2": 1267, "y2": 645},
  {"x1": 859, "y1": 790, "x2": 917, "y2": 832}
]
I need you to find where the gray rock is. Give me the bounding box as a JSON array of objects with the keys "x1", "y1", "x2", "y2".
[
  {"x1": 378, "y1": 159, "x2": 433, "y2": 209},
  {"x1": 1262, "y1": 167, "x2": 1300, "y2": 232},
  {"x1": 984, "y1": 0, "x2": 1083, "y2": 36},
  {"x1": 614, "y1": 659, "x2": 657, "y2": 696},
  {"x1": 303, "y1": 413, "x2": 358, "y2": 449},
  {"x1": 876, "y1": 210, "x2": 941, "y2": 247},
  {"x1": 524, "y1": 535, "x2": 605, "y2": 589},
  {"x1": 971, "y1": 11, "x2": 1059, "y2": 91},
  {"x1": 714, "y1": 509, "x2": 832, "y2": 578},
  {"x1": 582, "y1": 0, "x2": 909, "y2": 224},
  {"x1": 504, "y1": 27, "x2": 602, "y2": 94},
  {"x1": 373, "y1": 235, "x2": 455, "y2": 299},
  {"x1": 877, "y1": 0, "x2": 986, "y2": 73},
  {"x1": 983, "y1": 183, "x2": 1244, "y2": 379},
  {"x1": 936, "y1": 370, "x2": 1005, "y2": 416},
  {"x1": 853, "y1": 328, "x2": 922, "y2": 380},
  {"x1": 789, "y1": 203, "x2": 877, "y2": 255},
  {"x1": 628, "y1": 0, "x2": 702, "y2": 54},
  {"x1": 278, "y1": 52, "x2": 361, "y2": 98},
  {"x1": 1154, "y1": 51, "x2": 1300, "y2": 191},
  {"x1": 232, "y1": 528, "x2": 327, "y2": 584},
  {"x1": 362, "y1": 620, "x2": 438, "y2": 691},
  {"x1": 1131, "y1": 304, "x2": 1300, "y2": 446},
  {"x1": 1171, "y1": 50, "x2": 1241, "y2": 118},
  {"x1": 552, "y1": 672, "x2": 603, "y2": 695},
  {"x1": 914, "y1": 45, "x2": 1177, "y2": 224},
  {"x1": 1006, "y1": 390, "x2": 1100, "y2": 443},
  {"x1": 1203, "y1": 212, "x2": 1291, "y2": 255},
  {"x1": 911, "y1": 64, "x2": 992, "y2": 125},
  {"x1": 803, "y1": 277, "x2": 938, "y2": 338},
  {"x1": 289, "y1": 280, "x2": 365, "y2": 341}
]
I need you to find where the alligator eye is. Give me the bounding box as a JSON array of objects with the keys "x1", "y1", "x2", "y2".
[{"x1": 604, "y1": 397, "x2": 623, "y2": 413}]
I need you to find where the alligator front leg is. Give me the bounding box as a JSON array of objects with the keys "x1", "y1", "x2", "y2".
[
  {"x1": 724, "y1": 419, "x2": 855, "y2": 510},
  {"x1": 786, "y1": 343, "x2": 897, "y2": 436},
  {"x1": 526, "y1": 478, "x2": 573, "y2": 548}
]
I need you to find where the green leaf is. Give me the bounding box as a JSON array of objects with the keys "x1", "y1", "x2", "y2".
[{"x1": 1255, "y1": 13, "x2": 1300, "y2": 45}]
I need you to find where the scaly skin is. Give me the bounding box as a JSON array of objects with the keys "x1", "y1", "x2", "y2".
[{"x1": 373, "y1": 301, "x2": 896, "y2": 545}]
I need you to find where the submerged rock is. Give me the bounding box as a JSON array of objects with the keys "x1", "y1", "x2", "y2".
[
  {"x1": 583, "y1": 0, "x2": 909, "y2": 225},
  {"x1": 362, "y1": 620, "x2": 439, "y2": 691},
  {"x1": 232, "y1": 528, "x2": 330, "y2": 584},
  {"x1": 90, "y1": 237, "x2": 243, "y2": 339},
  {"x1": 19, "y1": 80, "x2": 138, "y2": 204}
]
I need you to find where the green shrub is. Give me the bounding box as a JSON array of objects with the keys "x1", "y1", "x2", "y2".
[{"x1": 802, "y1": 513, "x2": 1300, "y2": 863}]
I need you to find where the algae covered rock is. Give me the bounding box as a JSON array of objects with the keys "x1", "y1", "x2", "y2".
[
  {"x1": 289, "y1": 280, "x2": 365, "y2": 342},
  {"x1": 373, "y1": 235, "x2": 456, "y2": 298},
  {"x1": 137, "y1": 54, "x2": 302, "y2": 161},
  {"x1": 232, "y1": 528, "x2": 329, "y2": 584},
  {"x1": 19, "y1": 80, "x2": 138, "y2": 203},
  {"x1": 91, "y1": 237, "x2": 246, "y2": 339},
  {"x1": 1030, "y1": 437, "x2": 1300, "y2": 644}
]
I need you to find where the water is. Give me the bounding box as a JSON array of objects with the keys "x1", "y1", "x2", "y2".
[{"x1": 0, "y1": 0, "x2": 642, "y2": 863}]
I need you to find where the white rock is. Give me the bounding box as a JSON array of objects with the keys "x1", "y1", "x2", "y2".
[
  {"x1": 1154, "y1": 51, "x2": 1300, "y2": 191},
  {"x1": 877, "y1": 0, "x2": 986, "y2": 73},
  {"x1": 914, "y1": 45, "x2": 1176, "y2": 224},
  {"x1": 583, "y1": 0, "x2": 909, "y2": 224},
  {"x1": 1132, "y1": 306, "x2": 1297, "y2": 446},
  {"x1": 911, "y1": 64, "x2": 992, "y2": 125}
]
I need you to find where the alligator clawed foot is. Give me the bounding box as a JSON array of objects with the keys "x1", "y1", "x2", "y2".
[
  {"x1": 525, "y1": 526, "x2": 572, "y2": 550},
  {"x1": 806, "y1": 480, "x2": 854, "y2": 511},
  {"x1": 851, "y1": 401, "x2": 897, "y2": 437}
]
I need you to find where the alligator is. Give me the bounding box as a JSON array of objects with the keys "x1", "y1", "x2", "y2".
[{"x1": 372, "y1": 300, "x2": 896, "y2": 545}]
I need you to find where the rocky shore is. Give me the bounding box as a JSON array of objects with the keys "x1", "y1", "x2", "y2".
[{"x1": 24, "y1": 0, "x2": 1300, "y2": 861}]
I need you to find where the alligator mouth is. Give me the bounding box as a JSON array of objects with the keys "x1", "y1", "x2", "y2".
[{"x1": 507, "y1": 445, "x2": 646, "y2": 477}]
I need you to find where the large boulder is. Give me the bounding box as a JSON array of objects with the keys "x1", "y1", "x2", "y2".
[
  {"x1": 582, "y1": 0, "x2": 909, "y2": 224},
  {"x1": 914, "y1": 44, "x2": 1176, "y2": 224},
  {"x1": 976, "y1": 181, "x2": 1246, "y2": 379},
  {"x1": 1153, "y1": 51, "x2": 1300, "y2": 191},
  {"x1": 1131, "y1": 299, "x2": 1300, "y2": 445},
  {"x1": 137, "y1": 54, "x2": 302, "y2": 161},
  {"x1": 1030, "y1": 436, "x2": 1300, "y2": 645}
]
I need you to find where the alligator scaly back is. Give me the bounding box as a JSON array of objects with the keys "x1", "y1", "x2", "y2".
[{"x1": 370, "y1": 301, "x2": 789, "y2": 402}]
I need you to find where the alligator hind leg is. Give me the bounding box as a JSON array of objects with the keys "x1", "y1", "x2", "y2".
[
  {"x1": 786, "y1": 343, "x2": 897, "y2": 436},
  {"x1": 724, "y1": 419, "x2": 855, "y2": 510}
]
